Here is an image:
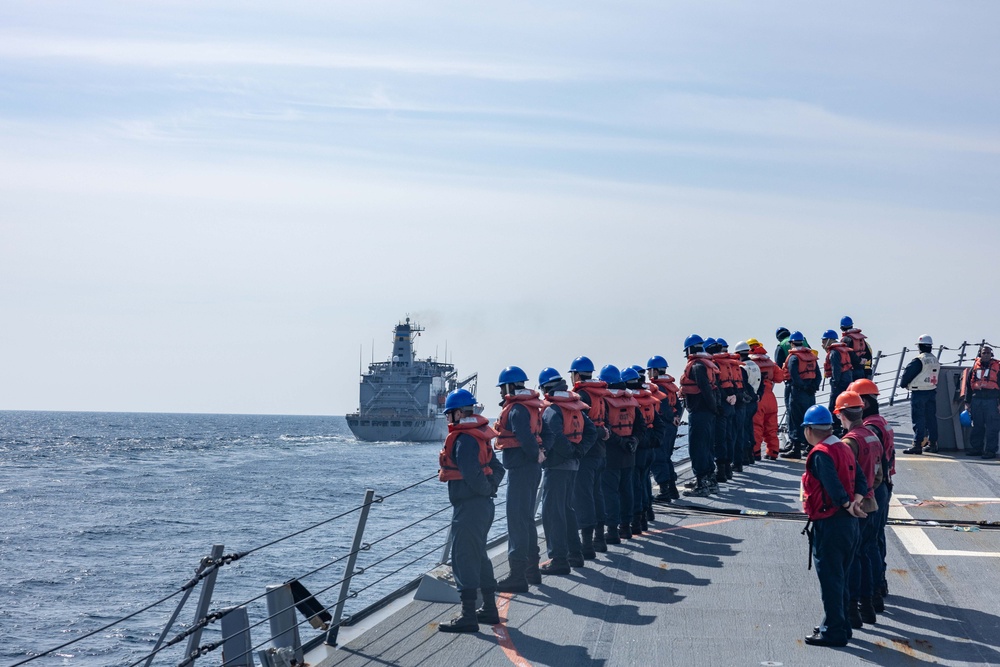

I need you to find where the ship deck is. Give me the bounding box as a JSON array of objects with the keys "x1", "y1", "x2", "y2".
[{"x1": 312, "y1": 403, "x2": 1000, "y2": 667}]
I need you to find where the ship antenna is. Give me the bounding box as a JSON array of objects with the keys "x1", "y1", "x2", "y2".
[{"x1": 359, "y1": 344, "x2": 362, "y2": 376}]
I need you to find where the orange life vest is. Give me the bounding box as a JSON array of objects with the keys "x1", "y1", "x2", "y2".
[
  {"x1": 842, "y1": 329, "x2": 868, "y2": 357},
  {"x1": 604, "y1": 389, "x2": 639, "y2": 436},
  {"x1": 712, "y1": 353, "x2": 742, "y2": 391},
  {"x1": 784, "y1": 347, "x2": 818, "y2": 381},
  {"x1": 438, "y1": 415, "x2": 497, "y2": 482},
  {"x1": 823, "y1": 342, "x2": 855, "y2": 378},
  {"x1": 647, "y1": 383, "x2": 668, "y2": 412},
  {"x1": 543, "y1": 391, "x2": 590, "y2": 444},
  {"x1": 493, "y1": 390, "x2": 544, "y2": 450},
  {"x1": 680, "y1": 354, "x2": 720, "y2": 396},
  {"x1": 802, "y1": 437, "x2": 857, "y2": 520},
  {"x1": 573, "y1": 380, "x2": 610, "y2": 427},
  {"x1": 750, "y1": 354, "x2": 780, "y2": 389},
  {"x1": 631, "y1": 388, "x2": 660, "y2": 426},
  {"x1": 651, "y1": 376, "x2": 679, "y2": 409},
  {"x1": 963, "y1": 358, "x2": 1000, "y2": 394}
]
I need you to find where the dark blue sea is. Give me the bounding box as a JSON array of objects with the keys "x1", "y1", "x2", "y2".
[{"x1": 0, "y1": 411, "x2": 497, "y2": 667}]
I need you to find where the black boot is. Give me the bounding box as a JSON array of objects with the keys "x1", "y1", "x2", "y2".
[
  {"x1": 644, "y1": 507, "x2": 655, "y2": 523},
  {"x1": 725, "y1": 461, "x2": 734, "y2": 480},
  {"x1": 593, "y1": 524, "x2": 608, "y2": 552},
  {"x1": 872, "y1": 591, "x2": 885, "y2": 613},
  {"x1": 525, "y1": 560, "x2": 541, "y2": 585},
  {"x1": 683, "y1": 476, "x2": 712, "y2": 497},
  {"x1": 496, "y1": 562, "x2": 529, "y2": 593},
  {"x1": 604, "y1": 524, "x2": 622, "y2": 545},
  {"x1": 581, "y1": 527, "x2": 597, "y2": 560},
  {"x1": 859, "y1": 597, "x2": 877, "y2": 624},
  {"x1": 903, "y1": 437, "x2": 926, "y2": 455},
  {"x1": 668, "y1": 480, "x2": 680, "y2": 500},
  {"x1": 716, "y1": 463, "x2": 728, "y2": 484},
  {"x1": 732, "y1": 460, "x2": 744, "y2": 473},
  {"x1": 631, "y1": 513, "x2": 643, "y2": 535},
  {"x1": 439, "y1": 598, "x2": 479, "y2": 633},
  {"x1": 780, "y1": 445, "x2": 802, "y2": 459},
  {"x1": 848, "y1": 599, "x2": 864, "y2": 629},
  {"x1": 539, "y1": 559, "x2": 571, "y2": 575},
  {"x1": 476, "y1": 590, "x2": 500, "y2": 625},
  {"x1": 654, "y1": 483, "x2": 672, "y2": 502},
  {"x1": 618, "y1": 523, "x2": 632, "y2": 540},
  {"x1": 924, "y1": 441, "x2": 939, "y2": 454}
]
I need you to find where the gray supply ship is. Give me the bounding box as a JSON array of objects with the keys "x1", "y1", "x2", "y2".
[{"x1": 346, "y1": 317, "x2": 479, "y2": 442}]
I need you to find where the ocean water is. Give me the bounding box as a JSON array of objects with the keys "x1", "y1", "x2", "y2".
[{"x1": 0, "y1": 411, "x2": 498, "y2": 667}]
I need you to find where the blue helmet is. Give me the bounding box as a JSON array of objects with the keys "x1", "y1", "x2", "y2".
[
  {"x1": 569, "y1": 356, "x2": 595, "y2": 373},
  {"x1": 704, "y1": 337, "x2": 717, "y2": 348},
  {"x1": 599, "y1": 364, "x2": 621, "y2": 384},
  {"x1": 496, "y1": 365, "x2": 528, "y2": 387},
  {"x1": 822, "y1": 329, "x2": 839, "y2": 341},
  {"x1": 960, "y1": 410, "x2": 973, "y2": 428},
  {"x1": 629, "y1": 364, "x2": 645, "y2": 376},
  {"x1": 802, "y1": 404, "x2": 834, "y2": 426},
  {"x1": 538, "y1": 367, "x2": 562, "y2": 387},
  {"x1": 683, "y1": 334, "x2": 704, "y2": 349},
  {"x1": 620, "y1": 367, "x2": 641, "y2": 383},
  {"x1": 789, "y1": 331, "x2": 805, "y2": 343},
  {"x1": 775, "y1": 327, "x2": 790, "y2": 340},
  {"x1": 840, "y1": 315, "x2": 854, "y2": 328},
  {"x1": 647, "y1": 355, "x2": 668, "y2": 370},
  {"x1": 444, "y1": 388, "x2": 477, "y2": 412},
  {"x1": 716, "y1": 337, "x2": 729, "y2": 349}
]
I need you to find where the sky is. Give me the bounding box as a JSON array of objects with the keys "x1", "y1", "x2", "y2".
[{"x1": 1, "y1": 1, "x2": 998, "y2": 416}]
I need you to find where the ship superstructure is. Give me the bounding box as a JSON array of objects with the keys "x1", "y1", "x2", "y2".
[{"x1": 346, "y1": 318, "x2": 478, "y2": 442}]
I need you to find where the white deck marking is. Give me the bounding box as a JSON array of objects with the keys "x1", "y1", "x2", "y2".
[{"x1": 890, "y1": 496, "x2": 1000, "y2": 558}]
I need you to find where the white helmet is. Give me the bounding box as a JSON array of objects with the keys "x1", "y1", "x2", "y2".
[
  {"x1": 917, "y1": 334, "x2": 933, "y2": 346},
  {"x1": 734, "y1": 341, "x2": 751, "y2": 353}
]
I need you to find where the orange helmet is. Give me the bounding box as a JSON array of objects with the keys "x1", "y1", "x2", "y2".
[
  {"x1": 847, "y1": 378, "x2": 879, "y2": 396},
  {"x1": 833, "y1": 391, "x2": 864, "y2": 414}
]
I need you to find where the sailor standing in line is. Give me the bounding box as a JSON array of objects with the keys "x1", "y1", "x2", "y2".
[
  {"x1": 492, "y1": 366, "x2": 545, "y2": 593},
  {"x1": 735, "y1": 341, "x2": 762, "y2": 468},
  {"x1": 822, "y1": 329, "x2": 855, "y2": 435},
  {"x1": 625, "y1": 365, "x2": 664, "y2": 533},
  {"x1": 680, "y1": 335, "x2": 720, "y2": 498},
  {"x1": 708, "y1": 338, "x2": 739, "y2": 483},
  {"x1": 899, "y1": 335, "x2": 941, "y2": 454},
  {"x1": 570, "y1": 356, "x2": 612, "y2": 558},
  {"x1": 538, "y1": 368, "x2": 596, "y2": 574},
  {"x1": 849, "y1": 377, "x2": 895, "y2": 613},
  {"x1": 840, "y1": 316, "x2": 874, "y2": 379},
  {"x1": 781, "y1": 332, "x2": 821, "y2": 459},
  {"x1": 800, "y1": 405, "x2": 868, "y2": 647},
  {"x1": 599, "y1": 365, "x2": 641, "y2": 542},
  {"x1": 437, "y1": 389, "x2": 506, "y2": 633},
  {"x1": 835, "y1": 391, "x2": 884, "y2": 630},
  {"x1": 648, "y1": 356, "x2": 683, "y2": 502}
]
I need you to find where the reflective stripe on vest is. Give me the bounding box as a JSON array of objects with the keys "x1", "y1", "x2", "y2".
[
  {"x1": 785, "y1": 348, "x2": 818, "y2": 381},
  {"x1": 864, "y1": 414, "x2": 895, "y2": 478},
  {"x1": 964, "y1": 358, "x2": 1000, "y2": 394},
  {"x1": 543, "y1": 391, "x2": 590, "y2": 444}
]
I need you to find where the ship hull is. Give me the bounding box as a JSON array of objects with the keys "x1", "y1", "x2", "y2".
[{"x1": 346, "y1": 414, "x2": 448, "y2": 442}]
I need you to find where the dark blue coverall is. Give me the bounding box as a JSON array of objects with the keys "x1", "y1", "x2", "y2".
[
  {"x1": 540, "y1": 406, "x2": 596, "y2": 565},
  {"x1": 574, "y1": 387, "x2": 606, "y2": 531},
  {"x1": 447, "y1": 434, "x2": 505, "y2": 602},
  {"x1": 602, "y1": 407, "x2": 645, "y2": 529},
  {"x1": 500, "y1": 403, "x2": 542, "y2": 574},
  {"x1": 685, "y1": 360, "x2": 718, "y2": 481},
  {"x1": 651, "y1": 393, "x2": 681, "y2": 487},
  {"x1": 633, "y1": 395, "x2": 666, "y2": 519},
  {"x1": 808, "y1": 447, "x2": 867, "y2": 644},
  {"x1": 788, "y1": 352, "x2": 820, "y2": 450},
  {"x1": 827, "y1": 349, "x2": 854, "y2": 416}
]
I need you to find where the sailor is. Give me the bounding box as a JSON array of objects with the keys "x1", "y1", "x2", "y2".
[
  {"x1": 800, "y1": 404, "x2": 867, "y2": 647},
  {"x1": 849, "y1": 377, "x2": 895, "y2": 612},
  {"x1": 709, "y1": 338, "x2": 739, "y2": 483},
  {"x1": 776, "y1": 328, "x2": 810, "y2": 450},
  {"x1": 624, "y1": 365, "x2": 664, "y2": 533},
  {"x1": 749, "y1": 342, "x2": 785, "y2": 460},
  {"x1": 900, "y1": 335, "x2": 941, "y2": 454},
  {"x1": 437, "y1": 388, "x2": 506, "y2": 633},
  {"x1": 960, "y1": 344, "x2": 1000, "y2": 459},
  {"x1": 492, "y1": 366, "x2": 544, "y2": 593},
  {"x1": 735, "y1": 341, "x2": 762, "y2": 468},
  {"x1": 822, "y1": 329, "x2": 855, "y2": 434},
  {"x1": 648, "y1": 355, "x2": 683, "y2": 501},
  {"x1": 569, "y1": 356, "x2": 611, "y2": 559},
  {"x1": 599, "y1": 365, "x2": 643, "y2": 542},
  {"x1": 538, "y1": 367, "x2": 597, "y2": 574},
  {"x1": 680, "y1": 335, "x2": 720, "y2": 497},
  {"x1": 840, "y1": 316, "x2": 874, "y2": 379},
  {"x1": 835, "y1": 391, "x2": 883, "y2": 630},
  {"x1": 781, "y1": 332, "x2": 821, "y2": 459}
]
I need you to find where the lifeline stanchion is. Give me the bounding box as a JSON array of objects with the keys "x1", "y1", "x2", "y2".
[{"x1": 327, "y1": 488, "x2": 376, "y2": 647}]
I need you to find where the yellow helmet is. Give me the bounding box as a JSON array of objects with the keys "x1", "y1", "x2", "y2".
[{"x1": 746, "y1": 337, "x2": 761, "y2": 348}]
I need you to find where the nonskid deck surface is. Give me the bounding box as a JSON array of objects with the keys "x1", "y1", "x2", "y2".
[{"x1": 318, "y1": 405, "x2": 1000, "y2": 667}]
